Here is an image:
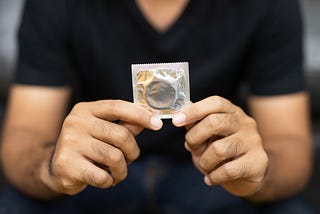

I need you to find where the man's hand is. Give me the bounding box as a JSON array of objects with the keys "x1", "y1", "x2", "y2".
[
  {"x1": 40, "y1": 100, "x2": 163, "y2": 195},
  {"x1": 172, "y1": 96, "x2": 268, "y2": 197}
]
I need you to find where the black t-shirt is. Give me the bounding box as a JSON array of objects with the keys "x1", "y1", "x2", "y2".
[{"x1": 15, "y1": 0, "x2": 305, "y2": 159}]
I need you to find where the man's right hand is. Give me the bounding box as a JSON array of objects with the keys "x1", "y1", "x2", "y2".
[{"x1": 40, "y1": 100, "x2": 163, "y2": 195}]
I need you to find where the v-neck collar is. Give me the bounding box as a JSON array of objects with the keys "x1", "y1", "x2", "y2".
[{"x1": 125, "y1": 0, "x2": 205, "y2": 40}]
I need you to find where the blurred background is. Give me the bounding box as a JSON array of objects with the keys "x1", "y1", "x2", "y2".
[
  {"x1": 0, "y1": 0, "x2": 319, "y2": 211},
  {"x1": 300, "y1": 0, "x2": 320, "y2": 210}
]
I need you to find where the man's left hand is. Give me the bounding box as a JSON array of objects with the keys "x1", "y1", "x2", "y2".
[{"x1": 172, "y1": 96, "x2": 268, "y2": 197}]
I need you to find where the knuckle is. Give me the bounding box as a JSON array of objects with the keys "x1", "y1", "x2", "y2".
[
  {"x1": 134, "y1": 148, "x2": 141, "y2": 159},
  {"x1": 117, "y1": 169, "x2": 128, "y2": 181},
  {"x1": 62, "y1": 116, "x2": 87, "y2": 137},
  {"x1": 81, "y1": 169, "x2": 110, "y2": 188},
  {"x1": 109, "y1": 150, "x2": 125, "y2": 166},
  {"x1": 73, "y1": 102, "x2": 88, "y2": 112},
  {"x1": 129, "y1": 147, "x2": 140, "y2": 163},
  {"x1": 96, "y1": 100, "x2": 117, "y2": 109},
  {"x1": 231, "y1": 107, "x2": 242, "y2": 122},
  {"x1": 209, "y1": 96, "x2": 221, "y2": 106},
  {"x1": 54, "y1": 153, "x2": 69, "y2": 170},
  {"x1": 209, "y1": 96, "x2": 228, "y2": 108},
  {"x1": 91, "y1": 142, "x2": 110, "y2": 163},
  {"x1": 116, "y1": 127, "x2": 139, "y2": 162},
  {"x1": 93, "y1": 120, "x2": 110, "y2": 137},
  {"x1": 211, "y1": 142, "x2": 228, "y2": 159},
  {"x1": 61, "y1": 178, "x2": 75, "y2": 190},
  {"x1": 246, "y1": 116, "x2": 257, "y2": 128},
  {"x1": 95, "y1": 100, "x2": 109, "y2": 108},
  {"x1": 59, "y1": 179, "x2": 85, "y2": 196},
  {"x1": 185, "y1": 132, "x2": 196, "y2": 146},
  {"x1": 117, "y1": 127, "x2": 132, "y2": 144},
  {"x1": 209, "y1": 95, "x2": 220, "y2": 101},
  {"x1": 63, "y1": 115, "x2": 81, "y2": 129},
  {"x1": 223, "y1": 164, "x2": 241, "y2": 180},
  {"x1": 199, "y1": 157, "x2": 209, "y2": 170},
  {"x1": 107, "y1": 100, "x2": 122, "y2": 116},
  {"x1": 60, "y1": 132, "x2": 75, "y2": 144},
  {"x1": 93, "y1": 173, "x2": 112, "y2": 188},
  {"x1": 207, "y1": 114, "x2": 218, "y2": 131},
  {"x1": 233, "y1": 105, "x2": 242, "y2": 114}
]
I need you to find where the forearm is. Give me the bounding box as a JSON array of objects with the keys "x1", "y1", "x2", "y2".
[
  {"x1": 1, "y1": 127, "x2": 62, "y2": 200},
  {"x1": 246, "y1": 136, "x2": 313, "y2": 203}
]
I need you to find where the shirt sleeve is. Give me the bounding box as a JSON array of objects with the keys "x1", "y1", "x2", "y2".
[
  {"x1": 14, "y1": 0, "x2": 73, "y2": 86},
  {"x1": 246, "y1": 0, "x2": 305, "y2": 96}
]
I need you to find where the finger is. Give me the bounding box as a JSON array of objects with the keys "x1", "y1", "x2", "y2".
[
  {"x1": 184, "y1": 141, "x2": 207, "y2": 156},
  {"x1": 120, "y1": 121, "x2": 144, "y2": 136},
  {"x1": 173, "y1": 101, "x2": 195, "y2": 131},
  {"x1": 204, "y1": 157, "x2": 248, "y2": 186},
  {"x1": 173, "y1": 96, "x2": 236, "y2": 127},
  {"x1": 88, "y1": 118, "x2": 140, "y2": 163},
  {"x1": 79, "y1": 100, "x2": 163, "y2": 130},
  {"x1": 204, "y1": 151, "x2": 266, "y2": 186},
  {"x1": 78, "y1": 158, "x2": 114, "y2": 189},
  {"x1": 199, "y1": 135, "x2": 246, "y2": 173},
  {"x1": 80, "y1": 137, "x2": 129, "y2": 185},
  {"x1": 185, "y1": 113, "x2": 239, "y2": 148},
  {"x1": 49, "y1": 153, "x2": 113, "y2": 194}
]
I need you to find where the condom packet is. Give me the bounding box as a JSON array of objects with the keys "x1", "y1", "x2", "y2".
[{"x1": 132, "y1": 62, "x2": 190, "y2": 119}]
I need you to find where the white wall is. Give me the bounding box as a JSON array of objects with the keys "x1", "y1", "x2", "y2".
[
  {"x1": 0, "y1": 0, "x2": 24, "y2": 97},
  {"x1": 301, "y1": 0, "x2": 320, "y2": 72}
]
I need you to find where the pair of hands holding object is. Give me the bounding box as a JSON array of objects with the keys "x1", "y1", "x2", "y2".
[{"x1": 41, "y1": 96, "x2": 268, "y2": 198}]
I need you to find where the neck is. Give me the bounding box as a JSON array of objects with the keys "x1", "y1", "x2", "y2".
[{"x1": 135, "y1": 0, "x2": 190, "y2": 32}]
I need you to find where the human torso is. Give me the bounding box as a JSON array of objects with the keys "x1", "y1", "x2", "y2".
[{"x1": 65, "y1": 0, "x2": 268, "y2": 158}]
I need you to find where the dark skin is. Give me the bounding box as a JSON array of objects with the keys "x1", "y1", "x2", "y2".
[{"x1": 0, "y1": 0, "x2": 312, "y2": 202}]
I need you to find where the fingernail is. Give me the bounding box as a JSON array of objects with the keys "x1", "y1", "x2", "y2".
[
  {"x1": 204, "y1": 176, "x2": 213, "y2": 186},
  {"x1": 150, "y1": 116, "x2": 163, "y2": 130},
  {"x1": 173, "y1": 113, "x2": 186, "y2": 125}
]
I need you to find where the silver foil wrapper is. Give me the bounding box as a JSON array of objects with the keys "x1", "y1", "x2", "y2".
[{"x1": 132, "y1": 62, "x2": 190, "y2": 119}]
